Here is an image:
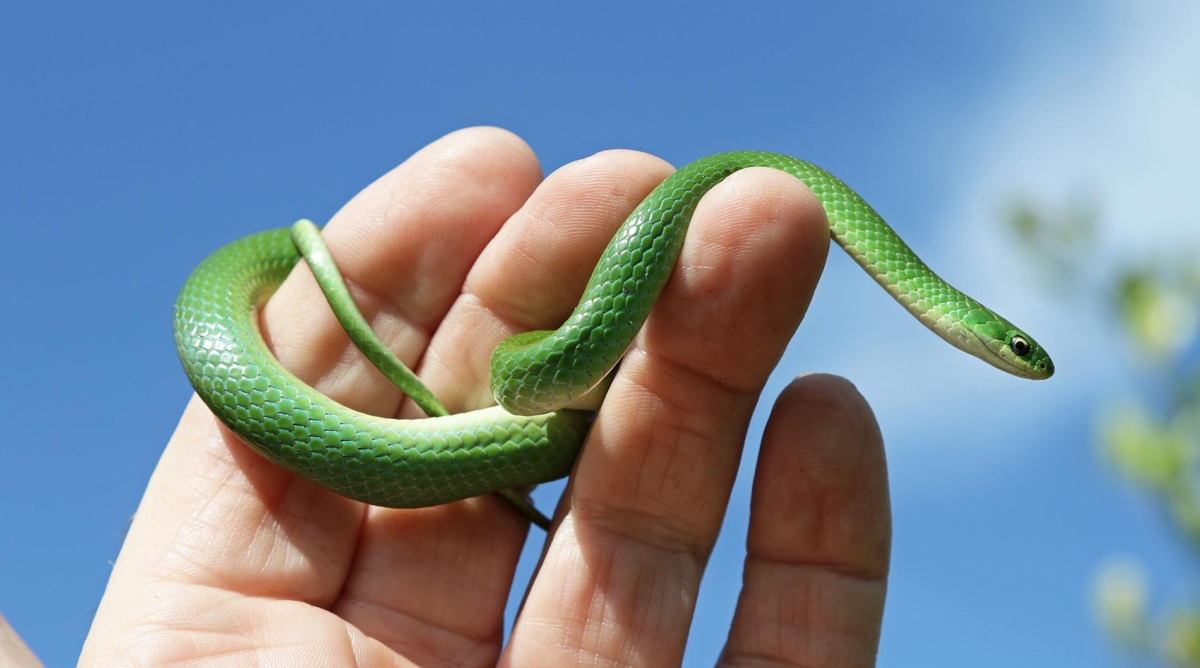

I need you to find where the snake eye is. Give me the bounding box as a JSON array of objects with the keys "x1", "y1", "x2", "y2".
[{"x1": 1010, "y1": 335, "x2": 1031, "y2": 357}]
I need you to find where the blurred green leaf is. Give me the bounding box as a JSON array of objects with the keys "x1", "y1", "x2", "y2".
[
  {"x1": 1115, "y1": 266, "x2": 1199, "y2": 362},
  {"x1": 1164, "y1": 610, "x2": 1200, "y2": 667},
  {"x1": 1093, "y1": 556, "x2": 1150, "y2": 650},
  {"x1": 1102, "y1": 405, "x2": 1191, "y2": 491}
]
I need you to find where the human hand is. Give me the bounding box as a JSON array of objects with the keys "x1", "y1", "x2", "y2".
[{"x1": 81, "y1": 127, "x2": 890, "y2": 667}]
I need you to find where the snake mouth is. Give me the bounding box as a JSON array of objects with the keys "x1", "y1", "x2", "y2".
[
  {"x1": 1025, "y1": 352, "x2": 1054, "y2": 380},
  {"x1": 985, "y1": 353, "x2": 1035, "y2": 378},
  {"x1": 1002, "y1": 358, "x2": 1045, "y2": 380}
]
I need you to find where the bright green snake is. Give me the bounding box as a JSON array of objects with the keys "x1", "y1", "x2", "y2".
[{"x1": 174, "y1": 151, "x2": 1054, "y2": 527}]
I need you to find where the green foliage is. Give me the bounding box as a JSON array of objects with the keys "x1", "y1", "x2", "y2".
[
  {"x1": 1007, "y1": 198, "x2": 1200, "y2": 665},
  {"x1": 1093, "y1": 556, "x2": 1150, "y2": 651},
  {"x1": 1114, "y1": 263, "x2": 1200, "y2": 363}
]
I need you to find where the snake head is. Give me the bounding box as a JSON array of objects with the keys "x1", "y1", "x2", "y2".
[
  {"x1": 942, "y1": 307, "x2": 1053, "y2": 380},
  {"x1": 980, "y1": 324, "x2": 1054, "y2": 380}
]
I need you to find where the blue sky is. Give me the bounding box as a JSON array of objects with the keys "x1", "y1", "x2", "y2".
[{"x1": 2, "y1": 2, "x2": 1197, "y2": 665}]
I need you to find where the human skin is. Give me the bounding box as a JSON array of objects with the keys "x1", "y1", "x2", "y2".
[{"x1": 80, "y1": 127, "x2": 891, "y2": 667}]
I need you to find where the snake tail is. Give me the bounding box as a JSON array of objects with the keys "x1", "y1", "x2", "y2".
[{"x1": 174, "y1": 228, "x2": 590, "y2": 508}]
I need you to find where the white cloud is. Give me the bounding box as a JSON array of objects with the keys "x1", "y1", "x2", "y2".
[
  {"x1": 765, "y1": 0, "x2": 1200, "y2": 499},
  {"x1": 954, "y1": 0, "x2": 1200, "y2": 255}
]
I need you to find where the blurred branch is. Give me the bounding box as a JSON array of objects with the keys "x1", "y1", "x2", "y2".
[
  {"x1": 1005, "y1": 196, "x2": 1200, "y2": 666},
  {"x1": 1103, "y1": 401, "x2": 1200, "y2": 548}
]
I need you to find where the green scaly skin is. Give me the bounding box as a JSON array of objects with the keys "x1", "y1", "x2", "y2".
[
  {"x1": 174, "y1": 227, "x2": 589, "y2": 509},
  {"x1": 287, "y1": 219, "x2": 555, "y2": 525},
  {"x1": 490, "y1": 151, "x2": 1052, "y2": 415},
  {"x1": 174, "y1": 151, "x2": 1053, "y2": 518}
]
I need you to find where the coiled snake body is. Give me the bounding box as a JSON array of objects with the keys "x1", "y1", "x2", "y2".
[{"x1": 174, "y1": 151, "x2": 1053, "y2": 526}]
